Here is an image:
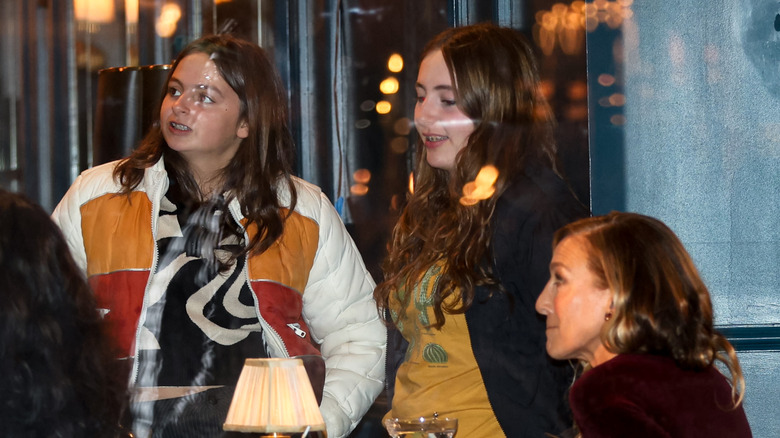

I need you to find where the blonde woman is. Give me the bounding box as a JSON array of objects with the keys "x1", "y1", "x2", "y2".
[{"x1": 536, "y1": 212, "x2": 752, "y2": 437}]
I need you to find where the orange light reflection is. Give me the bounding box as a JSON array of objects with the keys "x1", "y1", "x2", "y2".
[{"x1": 460, "y1": 165, "x2": 499, "y2": 206}]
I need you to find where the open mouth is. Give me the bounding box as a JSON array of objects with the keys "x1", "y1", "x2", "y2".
[{"x1": 170, "y1": 121, "x2": 191, "y2": 131}]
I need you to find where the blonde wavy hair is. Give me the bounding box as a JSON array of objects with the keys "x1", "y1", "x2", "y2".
[{"x1": 554, "y1": 211, "x2": 745, "y2": 407}]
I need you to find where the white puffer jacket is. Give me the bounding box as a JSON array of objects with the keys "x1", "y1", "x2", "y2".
[{"x1": 53, "y1": 158, "x2": 386, "y2": 438}]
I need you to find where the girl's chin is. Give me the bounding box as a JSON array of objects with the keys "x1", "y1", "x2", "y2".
[{"x1": 425, "y1": 160, "x2": 455, "y2": 173}]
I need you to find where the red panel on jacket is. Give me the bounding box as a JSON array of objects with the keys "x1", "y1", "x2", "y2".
[
  {"x1": 90, "y1": 270, "x2": 149, "y2": 358},
  {"x1": 249, "y1": 280, "x2": 321, "y2": 357}
]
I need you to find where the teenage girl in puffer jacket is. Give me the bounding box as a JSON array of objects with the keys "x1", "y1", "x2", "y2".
[{"x1": 53, "y1": 34, "x2": 385, "y2": 438}]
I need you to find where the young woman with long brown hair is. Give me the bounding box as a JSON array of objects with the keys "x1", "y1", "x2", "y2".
[
  {"x1": 375, "y1": 23, "x2": 588, "y2": 437},
  {"x1": 53, "y1": 34, "x2": 385, "y2": 438}
]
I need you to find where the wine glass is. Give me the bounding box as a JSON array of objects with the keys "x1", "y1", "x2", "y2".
[{"x1": 383, "y1": 415, "x2": 458, "y2": 438}]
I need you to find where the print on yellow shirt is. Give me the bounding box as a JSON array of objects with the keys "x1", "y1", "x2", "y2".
[{"x1": 387, "y1": 262, "x2": 505, "y2": 437}]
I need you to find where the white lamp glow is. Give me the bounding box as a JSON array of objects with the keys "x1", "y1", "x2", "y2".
[
  {"x1": 74, "y1": 0, "x2": 115, "y2": 23},
  {"x1": 125, "y1": 0, "x2": 139, "y2": 24},
  {"x1": 223, "y1": 358, "x2": 326, "y2": 437}
]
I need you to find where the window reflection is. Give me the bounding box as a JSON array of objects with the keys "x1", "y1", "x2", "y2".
[{"x1": 0, "y1": 0, "x2": 590, "y2": 281}]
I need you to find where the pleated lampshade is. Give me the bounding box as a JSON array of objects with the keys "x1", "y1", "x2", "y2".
[{"x1": 223, "y1": 358, "x2": 326, "y2": 437}]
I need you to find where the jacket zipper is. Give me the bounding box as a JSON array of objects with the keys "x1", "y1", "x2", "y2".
[
  {"x1": 129, "y1": 171, "x2": 164, "y2": 385},
  {"x1": 227, "y1": 201, "x2": 289, "y2": 358}
]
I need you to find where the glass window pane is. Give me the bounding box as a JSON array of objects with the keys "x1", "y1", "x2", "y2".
[{"x1": 586, "y1": 4, "x2": 780, "y2": 435}]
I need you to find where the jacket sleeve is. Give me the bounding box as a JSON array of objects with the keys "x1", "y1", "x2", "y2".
[{"x1": 301, "y1": 192, "x2": 386, "y2": 438}]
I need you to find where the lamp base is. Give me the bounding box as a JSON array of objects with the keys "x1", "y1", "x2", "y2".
[{"x1": 223, "y1": 432, "x2": 325, "y2": 438}]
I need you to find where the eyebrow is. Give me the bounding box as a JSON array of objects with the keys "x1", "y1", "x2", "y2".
[
  {"x1": 168, "y1": 77, "x2": 225, "y2": 97},
  {"x1": 415, "y1": 83, "x2": 454, "y2": 92},
  {"x1": 549, "y1": 261, "x2": 566, "y2": 270}
]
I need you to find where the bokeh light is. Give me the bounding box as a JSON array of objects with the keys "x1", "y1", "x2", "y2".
[
  {"x1": 393, "y1": 117, "x2": 412, "y2": 135},
  {"x1": 460, "y1": 165, "x2": 499, "y2": 205},
  {"x1": 353, "y1": 169, "x2": 371, "y2": 184},
  {"x1": 610, "y1": 114, "x2": 626, "y2": 125},
  {"x1": 608, "y1": 93, "x2": 626, "y2": 107},
  {"x1": 390, "y1": 137, "x2": 409, "y2": 154},
  {"x1": 388, "y1": 54, "x2": 404, "y2": 73},
  {"x1": 380, "y1": 77, "x2": 400, "y2": 95},
  {"x1": 567, "y1": 80, "x2": 588, "y2": 100},
  {"x1": 74, "y1": 0, "x2": 115, "y2": 23},
  {"x1": 598, "y1": 73, "x2": 616, "y2": 87},
  {"x1": 156, "y1": 3, "x2": 181, "y2": 38},
  {"x1": 125, "y1": 0, "x2": 139, "y2": 24},
  {"x1": 350, "y1": 184, "x2": 369, "y2": 196},
  {"x1": 376, "y1": 101, "x2": 392, "y2": 114}
]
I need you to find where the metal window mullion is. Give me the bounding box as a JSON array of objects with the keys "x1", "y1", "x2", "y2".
[
  {"x1": 496, "y1": 0, "x2": 528, "y2": 30},
  {"x1": 66, "y1": 0, "x2": 80, "y2": 184},
  {"x1": 293, "y1": 1, "x2": 319, "y2": 187},
  {"x1": 330, "y1": 2, "x2": 350, "y2": 213},
  {"x1": 3, "y1": 1, "x2": 20, "y2": 184},
  {"x1": 36, "y1": 5, "x2": 52, "y2": 210}
]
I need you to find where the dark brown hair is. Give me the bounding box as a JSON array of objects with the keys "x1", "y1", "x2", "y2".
[
  {"x1": 0, "y1": 190, "x2": 129, "y2": 437},
  {"x1": 114, "y1": 34, "x2": 297, "y2": 257},
  {"x1": 375, "y1": 23, "x2": 558, "y2": 328},
  {"x1": 555, "y1": 211, "x2": 745, "y2": 405}
]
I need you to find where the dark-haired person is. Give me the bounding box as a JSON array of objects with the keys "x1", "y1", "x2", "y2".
[
  {"x1": 0, "y1": 189, "x2": 129, "y2": 437},
  {"x1": 374, "y1": 23, "x2": 588, "y2": 437},
  {"x1": 53, "y1": 34, "x2": 385, "y2": 438},
  {"x1": 536, "y1": 211, "x2": 752, "y2": 437}
]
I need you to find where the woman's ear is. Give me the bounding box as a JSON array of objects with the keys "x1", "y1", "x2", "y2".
[
  {"x1": 237, "y1": 120, "x2": 249, "y2": 139},
  {"x1": 603, "y1": 295, "x2": 615, "y2": 321}
]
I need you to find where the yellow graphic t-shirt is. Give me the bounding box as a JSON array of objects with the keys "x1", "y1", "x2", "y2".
[{"x1": 386, "y1": 263, "x2": 504, "y2": 437}]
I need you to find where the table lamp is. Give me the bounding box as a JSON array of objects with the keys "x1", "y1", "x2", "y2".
[{"x1": 223, "y1": 358, "x2": 327, "y2": 438}]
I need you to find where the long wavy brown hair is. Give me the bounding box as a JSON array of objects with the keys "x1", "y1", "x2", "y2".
[
  {"x1": 555, "y1": 212, "x2": 745, "y2": 406},
  {"x1": 114, "y1": 34, "x2": 297, "y2": 257},
  {"x1": 374, "y1": 23, "x2": 559, "y2": 328},
  {"x1": 0, "y1": 190, "x2": 129, "y2": 437}
]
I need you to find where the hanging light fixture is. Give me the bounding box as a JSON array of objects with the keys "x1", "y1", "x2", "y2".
[
  {"x1": 74, "y1": 0, "x2": 115, "y2": 24},
  {"x1": 125, "y1": 0, "x2": 139, "y2": 25}
]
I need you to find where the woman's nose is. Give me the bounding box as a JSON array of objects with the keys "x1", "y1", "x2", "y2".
[
  {"x1": 414, "y1": 101, "x2": 434, "y2": 129},
  {"x1": 172, "y1": 93, "x2": 191, "y2": 114},
  {"x1": 535, "y1": 281, "x2": 553, "y2": 315}
]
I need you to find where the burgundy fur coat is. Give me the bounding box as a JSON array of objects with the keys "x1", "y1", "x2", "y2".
[{"x1": 570, "y1": 354, "x2": 752, "y2": 437}]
